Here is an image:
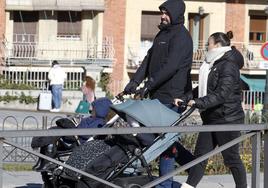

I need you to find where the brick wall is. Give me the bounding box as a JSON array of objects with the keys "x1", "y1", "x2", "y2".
[
  {"x1": 0, "y1": 0, "x2": 5, "y2": 41},
  {"x1": 225, "y1": 0, "x2": 246, "y2": 42},
  {"x1": 103, "y1": 0, "x2": 126, "y2": 95},
  {"x1": 0, "y1": 0, "x2": 5, "y2": 70}
]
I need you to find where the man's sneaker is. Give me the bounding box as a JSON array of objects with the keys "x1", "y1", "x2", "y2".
[{"x1": 50, "y1": 108, "x2": 60, "y2": 112}]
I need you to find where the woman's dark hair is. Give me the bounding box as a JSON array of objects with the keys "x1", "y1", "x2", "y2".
[{"x1": 210, "y1": 31, "x2": 233, "y2": 46}]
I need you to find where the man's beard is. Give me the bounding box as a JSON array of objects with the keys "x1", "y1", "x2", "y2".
[{"x1": 158, "y1": 21, "x2": 171, "y2": 30}]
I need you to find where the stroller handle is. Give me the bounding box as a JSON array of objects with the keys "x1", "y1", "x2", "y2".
[
  {"x1": 173, "y1": 106, "x2": 196, "y2": 126},
  {"x1": 115, "y1": 91, "x2": 127, "y2": 101}
]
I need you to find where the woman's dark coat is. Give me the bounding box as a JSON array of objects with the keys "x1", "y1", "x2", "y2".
[{"x1": 187, "y1": 47, "x2": 245, "y2": 124}]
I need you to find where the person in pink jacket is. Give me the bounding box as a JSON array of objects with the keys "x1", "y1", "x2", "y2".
[{"x1": 81, "y1": 76, "x2": 96, "y2": 103}]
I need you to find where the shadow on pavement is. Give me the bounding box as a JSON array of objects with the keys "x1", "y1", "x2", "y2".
[{"x1": 16, "y1": 183, "x2": 42, "y2": 188}]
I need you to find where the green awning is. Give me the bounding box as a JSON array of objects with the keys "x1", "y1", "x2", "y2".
[{"x1": 240, "y1": 75, "x2": 266, "y2": 92}]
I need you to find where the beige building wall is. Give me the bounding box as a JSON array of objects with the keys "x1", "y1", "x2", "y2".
[
  {"x1": 38, "y1": 11, "x2": 57, "y2": 42},
  {"x1": 124, "y1": 0, "x2": 164, "y2": 84},
  {"x1": 185, "y1": 1, "x2": 226, "y2": 39},
  {"x1": 5, "y1": 10, "x2": 104, "y2": 60},
  {"x1": 5, "y1": 12, "x2": 13, "y2": 44},
  {"x1": 125, "y1": 0, "x2": 227, "y2": 46},
  {"x1": 92, "y1": 11, "x2": 103, "y2": 44}
]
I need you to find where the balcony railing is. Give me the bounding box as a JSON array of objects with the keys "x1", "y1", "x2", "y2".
[
  {"x1": 242, "y1": 90, "x2": 264, "y2": 111},
  {"x1": 1, "y1": 66, "x2": 85, "y2": 90},
  {"x1": 127, "y1": 41, "x2": 265, "y2": 70},
  {"x1": 1, "y1": 35, "x2": 114, "y2": 64}
]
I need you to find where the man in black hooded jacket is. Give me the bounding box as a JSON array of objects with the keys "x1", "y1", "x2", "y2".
[
  {"x1": 124, "y1": 0, "x2": 194, "y2": 187},
  {"x1": 125, "y1": 0, "x2": 192, "y2": 104}
]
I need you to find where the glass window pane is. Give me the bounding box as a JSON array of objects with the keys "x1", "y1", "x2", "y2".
[
  {"x1": 256, "y1": 33, "x2": 264, "y2": 41},
  {"x1": 249, "y1": 32, "x2": 254, "y2": 41}
]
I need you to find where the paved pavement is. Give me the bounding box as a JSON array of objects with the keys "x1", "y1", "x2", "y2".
[
  {"x1": 3, "y1": 171, "x2": 42, "y2": 188},
  {"x1": 2, "y1": 171, "x2": 263, "y2": 188}
]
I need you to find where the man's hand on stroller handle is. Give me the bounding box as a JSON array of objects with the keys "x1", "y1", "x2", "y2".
[
  {"x1": 115, "y1": 91, "x2": 127, "y2": 101},
  {"x1": 123, "y1": 80, "x2": 139, "y2": 94},
  {"x1": 119, "y1": 85, "x2": 150, "y2": 100},
  {"x1": 134, "y1": 87, "x2": 149, "y2": 100}
]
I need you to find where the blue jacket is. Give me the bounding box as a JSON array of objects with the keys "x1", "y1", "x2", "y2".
[{"x1": 78, "y1": 97, "x2": 112, "y2": 143}]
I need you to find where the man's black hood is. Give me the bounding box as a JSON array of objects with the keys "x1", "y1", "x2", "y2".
[
  {"x1": 159, "y1": 0, "x2": 185, "y2": 25},
  {"x1": 218, "y1": 46, "x2": 244, "y2": 69}
]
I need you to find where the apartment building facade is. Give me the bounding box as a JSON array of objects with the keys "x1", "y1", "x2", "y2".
[
  {"x1": 0, "y1": 0, "x2": 114, "y2": 90},
  {"x1": 0, "y1": 0, "x2": 267, "y2": 96},
  {"x1": 105, "y1": 0, "x2": 268, "y2": 95}
]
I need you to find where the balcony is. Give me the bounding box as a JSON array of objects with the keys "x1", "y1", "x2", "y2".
[
  {"x1": 1, "y1": 35, "x2": 114, "y2": 66},
  {"x1": 127, "y1": 40, "x2": 153, "y2": 71},
  {"x1": 5, "y1": 0, "x2": 105, "y2": 11},
  {"x1": 127, "y1": 41, "x2": 266, "y2": 74}
]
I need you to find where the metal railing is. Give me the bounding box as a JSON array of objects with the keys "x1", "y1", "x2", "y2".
[
  {"x1": 12, "y1": 34, "x2": 38, "y2": 44},
  {"x1": 1, "y1": 36, "x2": 114, "y2": 63},
  {"x1": 242, "y1": 90, "x2": 264, "y2": 111},
  {"x1": 0, "y1": 118, "x2": 268, "y2": 187},
  {"x1": 0, "y1": 111, "x2": 65, "y2": 163},
  {"x1": 1, "y1": 66, "x2": 84, "y2": 90},
  {"x1": 127, "y1": 41, "x2": 265, "y2": 70}
]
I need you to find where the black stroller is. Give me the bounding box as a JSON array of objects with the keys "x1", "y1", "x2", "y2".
[{"x1": 36, "y1": 97, "x2": 195, "y2": 188}]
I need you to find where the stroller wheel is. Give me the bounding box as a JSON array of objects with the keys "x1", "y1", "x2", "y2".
[{"x1": 41, "y1": 172, "x2": 53, "y2": 188}]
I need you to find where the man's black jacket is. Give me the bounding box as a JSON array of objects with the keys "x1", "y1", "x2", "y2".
[
  {"x1": 189, "y1": 47, "x2": 245, "y2": 124},
  {"x1": 131, "y1": 0, "x2": 193, "y2": 104}
]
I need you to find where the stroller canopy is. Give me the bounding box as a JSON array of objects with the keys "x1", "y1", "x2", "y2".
[{"x1": 111, "y1": 99, "x2": 179, "y2": 127}]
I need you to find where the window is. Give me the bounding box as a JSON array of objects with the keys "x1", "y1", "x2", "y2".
[
  {"x1": 141, "y1": 11, "x2": 161, "y2": 41},
  {"x1": 13, "y1": 11, "x2": 38, "y2": 42},
  {"x1": 249, "y1": 15, "x2": 267, "y2": 43},
  {"x1": 188, "y1": 13, "x2": 206, "y2": 52},
  {"x1": 57, "y1": 11, "x2": 81, "y2": 39}
]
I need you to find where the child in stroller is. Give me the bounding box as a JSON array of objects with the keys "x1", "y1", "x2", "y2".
[
  {"x1": 31, "y1": 97, "x2": 112, "y2": 173},
  {"x1": 43, "y1": 97, "x2": 195, "y2": 188}
]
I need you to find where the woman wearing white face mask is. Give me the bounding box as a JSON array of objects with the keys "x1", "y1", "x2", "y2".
[{"x1": 174, "y1": 31, "x2": 247, "y2": 188}]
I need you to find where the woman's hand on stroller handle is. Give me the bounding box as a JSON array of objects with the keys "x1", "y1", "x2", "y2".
[
  {"x1": 187, "y1": 100, "x2": 196, "y2": 107},
  {"x1": 174, "y1": 98, "x2": 195, "y2": 108}
]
